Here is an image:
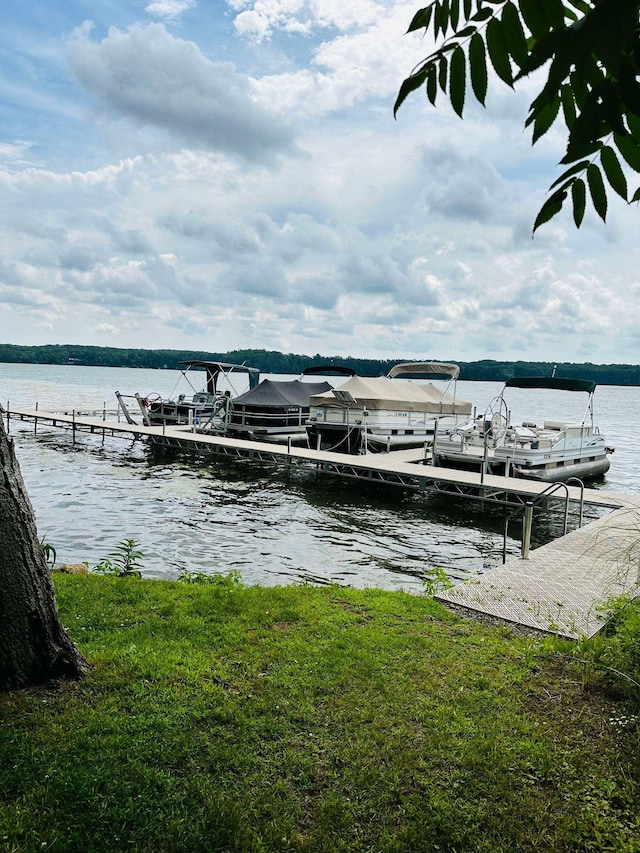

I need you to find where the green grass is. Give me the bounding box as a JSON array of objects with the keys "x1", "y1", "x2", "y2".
[{"x1": 1, "y1": 575, "x2": 639, "y2": 852}]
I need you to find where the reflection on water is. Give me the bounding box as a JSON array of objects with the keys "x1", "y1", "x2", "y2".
[{"x1": 2, "y1": 362, "x2": 637, "y2": 592}]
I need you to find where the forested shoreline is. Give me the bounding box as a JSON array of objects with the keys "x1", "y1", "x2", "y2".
[{"x1": 1, "y1": 343, "x2": 639, "y2": 385}]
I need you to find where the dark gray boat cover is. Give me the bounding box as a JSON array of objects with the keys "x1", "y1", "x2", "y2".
[{"x1": 233, "y1": 379, "x2": 333, "y2": 408}]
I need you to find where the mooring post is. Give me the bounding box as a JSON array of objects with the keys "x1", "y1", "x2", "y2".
[
  {"x1": 503, "y1": 515, "x2": 509, "y2": 564},
  {"x1": 481, "y1": 438, "x2": 488, "y2": 484},
  {"x1": 34, "y1": 401, "x2": 38, "y2": 434},
  {"x1": 522, "y1": 501, "x2": 534, "y2": 559},
  {"x1": 103, "y1": 401, "x2": 106, "y2": 421},
  {"x1": 6, "y1": 401, "x2": 9, "y2": 433},
  {"x1": 72, "y1": 409, "x2": 76, "y2": 444},
  {"x1": 431, "y1": 420, "x2": 439, "y2": 465}
]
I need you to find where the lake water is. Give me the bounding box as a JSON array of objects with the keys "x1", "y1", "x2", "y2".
[{"x1": 2, "y1": 362, "x2": 638, "y2": 592}]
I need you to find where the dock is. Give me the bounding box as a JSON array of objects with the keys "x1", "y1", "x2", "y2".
[
  {"x1": 436, "y1": 501, "x2": 640, "y2": 638},
  {"x1": 3, "y1": 406, "x2": 625, "y2": 511},
  {"x1": 5, "y1": 404, "x2": 639, "y2": 638}
]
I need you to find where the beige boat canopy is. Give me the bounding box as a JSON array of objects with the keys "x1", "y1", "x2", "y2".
[
  {"x1": 386, "y1": 361, "x2": 461, "y2": 380},
  {"x1": 309, "y1": 376, "x2": 472, "y2": 414}
]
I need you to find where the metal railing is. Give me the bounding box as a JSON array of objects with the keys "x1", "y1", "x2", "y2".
[{"x1": 503, "y1": 478, "x2": 586, "y2": 561}]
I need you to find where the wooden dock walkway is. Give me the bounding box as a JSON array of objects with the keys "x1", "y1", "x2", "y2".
[{"x1": 6, "y1": 405, "x2": 639, "y2": 639}]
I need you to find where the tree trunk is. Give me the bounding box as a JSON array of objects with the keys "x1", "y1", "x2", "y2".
[{"x1": 0, "y1": 416, "x2": 89, "y2": 690}]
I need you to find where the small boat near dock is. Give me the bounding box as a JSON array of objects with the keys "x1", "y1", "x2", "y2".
[
  {"x1": 306, "y1": 361, "x2": 472, "y2": 453},
  {"x1": 115, "y1": 360, "x2": 260, "y2": 427},
  {"x1": 434, "y1": 376, "x2": 613, "y2": 482},
  {"x1": 196, "y1": 365, "x2": 355, "y2": 443}
]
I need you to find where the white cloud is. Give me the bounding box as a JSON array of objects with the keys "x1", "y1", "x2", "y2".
[
  {"x1": 67, "y1": 22, "x2": 297, "y2": 163},
  {"x1": 0, "y1": 0, "x2": 637, "y2": 362},
  {"x1": 146, "y1": 0, "x2": 196, "y2": 20},
  {"x1": 231, "y1": 0, "x2": 380, "y2": 40}
]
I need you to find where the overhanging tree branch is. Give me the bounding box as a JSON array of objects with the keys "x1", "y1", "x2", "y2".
[{"x1": 395, "y1": 0, "x2": 640, "y2": 231}]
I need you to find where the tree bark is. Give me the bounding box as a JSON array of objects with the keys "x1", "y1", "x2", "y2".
[{"x1": 0, "y1": 416, "x2": 89, "y2": 690}]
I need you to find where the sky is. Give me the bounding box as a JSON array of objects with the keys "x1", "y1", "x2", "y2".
[{"x1": 1, "y1": 0, "x2": 638, "y2": 364}]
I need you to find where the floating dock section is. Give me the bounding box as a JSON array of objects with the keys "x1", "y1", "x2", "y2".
[{"x1": 436, "y1": 501, "x2": 640, "y2": 638}]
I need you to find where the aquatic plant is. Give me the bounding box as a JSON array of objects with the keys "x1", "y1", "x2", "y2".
[
  {"x1": 421, "y1": 565, "x2": 453, "y2": 596},
  {"x1": 94, "y1": 538, "x2": 144, "y2": 577}
]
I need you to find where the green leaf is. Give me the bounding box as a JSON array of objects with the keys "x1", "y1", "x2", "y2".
[
  {"x1": 548, "y1": 159, "x2": 590, "y2": 191},
  {"x1": 614, "y1": 133, "x2": 640, "y2": 173},
  {"x1": 540, "y1": 0, "x2": 565, "y2": 30},
  {"x1": 450, "y1": 46, "x2": 466, "y2": 116},
  {"x1": 450, "y1": 0, "x2": 460, "y2": 31},
  {"x1": 501, "y1": 1, "x2": 528, "y2": 68},
  {"x1": 618, "y1": 65, "x2": 640, "y2": 118},
  {"x1": 470, "y1": 7, "x2": 494, "y2": 22},
  {"x1": 427, "y1": 64, "x2": 438, "y2": 105},
  {"x1": 533, "y1": 188, "x2": 567, "y2": 233},
  {"x1": 463, "y1": 0, "x2": 473, "y2": 19},
  {"x1": 571, "y1": 178, "x2": 586, "y2": 227},
  {"x1": 631, "y1": 186, "x2": 640, "y2": 203},
  {"x1": 566, "y1": 0, "x2": 592, "y2": 14},
  {"x1": 560, "y1": 84, "x2": 576, "y2": 129},
  {"x1": 587, "y1": 164, "x2": 608, "y2": 222},
  {"x1": 532, "y1": 94, "x2": 560, "y2": 143},
  {"x1": 626, "y1": 113, "x2": 640, "y2": 139},
  {"x1": 560, "y1": 139, "x2": 602, "y2": 165},
  {"x1": 407, "y1": 6, "x2": 434, "y2": 33},
  {"x1": 520, "y1": 0, "x2": 550, "y2": 36},
  {"x1": 486, "y1": 17, "x2": 513, "y2": 86},
  {"x1": 439, "y1": 54, "x2": 449, "y2": 92},
  {"x1": 587, "y1": 0, "x2": 637, "y2": 76},
  {"x1": 394, "y1": 68, "x2": 429, "y2": 116},
  {"x1": 469, "y1": 33, "x2": 487, "y2": 105},
  {"x1": 435, "y1": 0, "x2": 450, "y2": 37},
  {"x1": 601, "y1": 146, "x2": 628, "y2": 201},
  {"x1": 563, "y1": 93, "x2": 605, "y2": 161}
]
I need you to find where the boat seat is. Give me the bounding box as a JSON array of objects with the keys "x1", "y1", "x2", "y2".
[
  {"x1": 514, "y1": 427, "x2": 537, "y2": 440},
  {"x1": 454, "y1": 421, "x2": 476, "y2": 435}
]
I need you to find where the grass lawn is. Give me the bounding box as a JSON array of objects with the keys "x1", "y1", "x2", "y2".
[{"x1": 1, "y1": 574, "x2": 639, "y2": 852}]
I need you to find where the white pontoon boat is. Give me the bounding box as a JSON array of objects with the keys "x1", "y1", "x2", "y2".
[
  {"x1": 306, "y1": 361, "x2": 472, "y2": 453},
  {"x1": 434, "y1": 376, "x2": 613, "y2": 482}
]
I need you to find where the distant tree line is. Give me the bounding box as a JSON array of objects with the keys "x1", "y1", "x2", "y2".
[{"x1": 1, "y1": 344, "x2": 639, "y2": 386}]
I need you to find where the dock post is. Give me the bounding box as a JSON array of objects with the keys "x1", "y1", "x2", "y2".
[
  {"x1": 103, "y1": 402, "x2": 106, "y2": 421},
  {"x1": 481, "y1": 436, "x2": 490, "y2": 484},
  {"x1": 72, "y1": 410, "x2": 76, "y2": 444},
  {"x1": 6, "y1": 401, "x2": 9, "y2": 433},
  {"x1": 503, "y1": 515, "x2": 509, "y2": 564},
  {"x1": 431, "y1": 421, "x2": 439, "y2": 466},
  {"x1": 522, "y1": 502, "x2": 534, "y2": 559},
  {"x1": 34, "y1": 401, "x2": 38, "y2": 434}
]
